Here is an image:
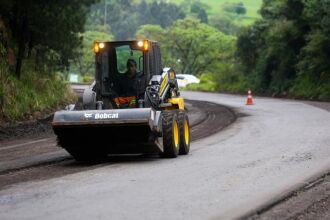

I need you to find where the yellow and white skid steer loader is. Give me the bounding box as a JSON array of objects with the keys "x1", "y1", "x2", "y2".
[{"x1": 52, "y1": 40, "x2": 190, "y2": 161}]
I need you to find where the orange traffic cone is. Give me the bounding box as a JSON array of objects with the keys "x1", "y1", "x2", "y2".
[{"x1": 246, "y1": 89, "x2": 254, "y2": 105}]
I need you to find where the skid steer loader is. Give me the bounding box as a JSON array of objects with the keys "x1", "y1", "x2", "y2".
[{"x1": 52, "y1": 40, "x2": 190, "y2": 161}]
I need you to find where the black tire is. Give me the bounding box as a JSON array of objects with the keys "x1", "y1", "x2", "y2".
[
  {"x1": 178, "y1": 110, "x2": 190, "y2": 155},
  {"x1": 161, "y1": 111, "x2": 180, "y2": 158}
]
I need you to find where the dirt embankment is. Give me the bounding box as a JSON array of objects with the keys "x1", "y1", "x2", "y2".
[
  {"x1": 0, "y1": 116, "x2": 53, "y2": 142},
  {"x1": 248, "y1": 175, "x2": 330, "y2": 220}
]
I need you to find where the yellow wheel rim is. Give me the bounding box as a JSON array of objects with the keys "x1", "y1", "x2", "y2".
[
  {"x1": 173, "y1": 120, "x2": 179, "y2": 148},
  {"x1": 184, "y1": 120, "x2": 190, "y2": 145}
]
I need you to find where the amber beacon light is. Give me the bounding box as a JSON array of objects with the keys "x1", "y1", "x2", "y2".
[
  {"x1": 93, "y1": 42, "x2": 105, "y2": 53},
  {"x1": 137, "y1": 40, "x2": 149, "y2": 51}
]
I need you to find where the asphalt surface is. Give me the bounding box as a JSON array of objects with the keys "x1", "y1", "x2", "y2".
[
  {"x1": 0, "y1": 99, "x2": 234, "y2": 190},
  {"x1": 0, "y1": 91, "x2": 330, "y2": 220}
]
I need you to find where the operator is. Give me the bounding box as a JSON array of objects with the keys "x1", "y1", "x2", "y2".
[{"x1": 114, "y1": 59, "x2": 145, "y2": 108}]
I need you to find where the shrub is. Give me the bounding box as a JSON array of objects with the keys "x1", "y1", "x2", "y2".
[
  {"x1": 185, "y1": 74, "x2": 217, "y2": 92},
  {"x1": 0, "y1": 61, "x2": 76, "y2": 121}
]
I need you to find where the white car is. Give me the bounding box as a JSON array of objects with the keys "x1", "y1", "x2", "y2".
[{"x1": 176, "y1": 74, "x2": 200, "y2": 87}]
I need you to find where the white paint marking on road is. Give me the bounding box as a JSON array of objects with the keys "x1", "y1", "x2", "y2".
[{"x1": 0, "y1": 138, "x2": 53, "y2": 151}]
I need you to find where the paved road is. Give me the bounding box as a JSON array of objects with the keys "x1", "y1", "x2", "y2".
[
  {"x1": 0, "y1": 91, "x2": 330, "y2": 220},
  {"x1": 0, "y1": 100, "x2": 233, "y2": 189}
]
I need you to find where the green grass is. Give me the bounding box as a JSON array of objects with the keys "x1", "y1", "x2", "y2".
[
  {"x1": 0, "y1": 61, "x2": 76, "y2": 121},
  {"x1": 168, "y1": 0, "x2": 262, "y2": 26},
  {"x1": 185, "y1": 74, "x2": 217, "y2": 92},
  {"x1": 136, "y1": 0, "x2": 262, "y2": 26},
  {"x1": 290, "y1": 74, "x2": 330, "y2": 101}
]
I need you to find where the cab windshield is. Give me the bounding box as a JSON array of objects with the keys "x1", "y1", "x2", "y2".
[{"x1": 115, "y1": 45, "x2": 143, "y2": 74}]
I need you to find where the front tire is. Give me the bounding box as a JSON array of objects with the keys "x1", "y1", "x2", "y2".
[
  {"x1": 178, "y1": 110, "x2": 190, "y2": 155},
  {"x1": 161, "y1": 111, "x2": 180, "y2": 158}
]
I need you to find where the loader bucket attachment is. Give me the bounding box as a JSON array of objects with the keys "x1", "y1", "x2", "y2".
[{"x1": 52, "y1": 108, "x2": 163, "y2": 156}]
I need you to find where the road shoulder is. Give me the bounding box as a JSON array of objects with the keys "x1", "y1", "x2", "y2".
[{"x1": 248, "y1": 174, "x2": 330, "y2": 220}]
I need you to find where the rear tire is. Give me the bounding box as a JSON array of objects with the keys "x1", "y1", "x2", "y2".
[
  {"x1": 161, "y1": 111, "x2": 180, "y2": 158},
  {"x1": 178, "y1": 110, "x2": 190, "y2": 155}
]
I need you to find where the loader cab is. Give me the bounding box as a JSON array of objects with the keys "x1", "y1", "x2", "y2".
[{"x1": 93, "y1": 40, "x2": 162, "y2": 108}]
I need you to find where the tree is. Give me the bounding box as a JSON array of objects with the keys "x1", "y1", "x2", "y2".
[
  {"x1": 209, "y1": 15, "x2": 241, "y2": 35},
  {"x1": 137, "y1": 0, "x2": 152, "y2": 26},
  {"x1": 198, "y1": 9, "x2": 209, "y2": 24},
  {"x1": 235, "y1": 2, "x2": 247, "y2": 15},
  {"x1": 190, "y1": 2, "x2": 209, "y2": 23},
  {"x1": 162, "y1": 18, "x2": 235, "y2": 75},
  {"x1": 293, "y1": 0, "x2": 330, "y2": 99},
  {"x1": 223, "y1": 2, "x2": 247, "y2": 15},
  {"x1": 71, "y1": 30, "x2": 113, "y2": 76},
  {"x1": 135, "y1": 25, "x2": 165, "y2": 42},
  {"x1": 87, "y1": 0, "x2": 185, "y2": 40},
  {"x1": 0, "y1": 0, "x2": 97, "y2": 78},
  {"x1": 236, "y1": 0, "x2": 330, "y2": 99}
]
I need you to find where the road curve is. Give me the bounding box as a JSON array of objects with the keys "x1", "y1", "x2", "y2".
[
  {"x1": 0, "y1": 100, "x2": 234, "y2": 189},
  {"x1": 0, "y1": 91, "x2": 330, "y2": 220}
]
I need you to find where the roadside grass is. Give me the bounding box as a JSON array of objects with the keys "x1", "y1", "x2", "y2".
[
  {"x1": 290, "y1": 74, "x2": 330, "y2": 101},
  {"x1": 0, "y1": 61, "x2": 76, "y2": 121},
  {"x1": 185, "y1": 74, "x2": 217, "y2": 92},
  {"x1": 205, "y1": 0, "x2": 262, "y2": 26},
  {"x1": 197, "y1": 0, "x2": 261, "y2": 18},
  {"x1": 164, "y1": 0, "x2": 262, "y2": 26},
  {"x1": 186, "y1": 70, "x2": 248, "y2": 94},
  {"x1": 186, "y1": 71, "x2": 330, "y2": 101}
]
